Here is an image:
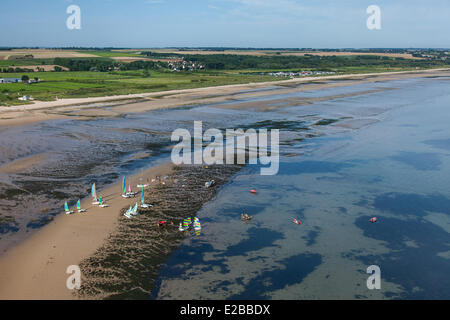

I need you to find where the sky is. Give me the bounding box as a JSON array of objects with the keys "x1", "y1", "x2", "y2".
[{"x1": 0, "y1": 0, "x2": 449, "y2": 48}]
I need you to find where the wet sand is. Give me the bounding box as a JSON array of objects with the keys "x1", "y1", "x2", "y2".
[
  {"x1": 0, "y1": 154, "x2": 47, "y2": 174},
  {"x1": 1, "y1": 69, "x2": 449, "y2": 129}
]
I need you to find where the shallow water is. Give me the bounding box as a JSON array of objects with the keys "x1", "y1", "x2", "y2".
[
  {"x1": 153, "y1": 76, "x2": 450, "y2": 300},
  {"x1": 0, "y1": 76, "x2": 449, "y2": 299}
]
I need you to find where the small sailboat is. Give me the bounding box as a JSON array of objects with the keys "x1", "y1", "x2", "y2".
[
  {"x1": 76, "y1": 199, "x2": 86, "y2": 213},
  {"x1": 128, "y1": 184, "x2": 137, "y2": 197},
  {"x1": 178, "y1": 222, "x2": 187, "y2": 232},
  {"x1": 137, "y1": 176, "x2": 149, "y2": 188},
  {"x1": 293, "y1": 218, "x2": 302, "y2": 225},
  {"x1": 369, "y1": 217, "x2": 377, "y2": 223},
  {"x1": 98, "y1": 196, "x2": 109, "y2": 208},
  {"x1": 140, "y1": 186, "x2": 152, "y2": 208},
  {"x1": 64, "y1": 201, "x2": 74, "y2": 215},
  {"x1": 205, "y1": 180, "x2": 216, "y2": 188},
  {"x1": 124, "y1": 205, "x2": 132, "y2": 218},
  {"x1": 121, "y1": 176, "x2": 131, "y2": 198},
  {"x1": 194, "y1": 217, "x2": 201, "y2": 235},
  {"x1": 131, "y1": 203, "x2": 139, "y2": 216},
  {"x1": 91, "y1": 183, "x2": 100, "y2": 205}
]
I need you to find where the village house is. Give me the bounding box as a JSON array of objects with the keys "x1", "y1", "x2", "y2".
[{"x1": 0, "y1": 78, "x2": 21, "y2": 84}]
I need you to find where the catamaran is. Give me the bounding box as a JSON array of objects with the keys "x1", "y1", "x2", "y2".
[
  {"x1": 76, "y1": 199, "x2": 87, "y2": 213},
  {"x1": 137, "y1": 176, "x2": 149, "y2": 188},
  {"x1": 124, "y1": 205, "x2": 133, "y2": 218},
  {"x1": 194, "y1": 217, "x2": 201, "y2": 235},
  {"x1": 121, "y1": 176, "x2": 131, "y2": 198},
  {"x1": 131, "y1": 203, "x2": 139, "y2": 216},
  {"x1": 128, "y1": 184, "x2": 137, "y2": 197},
  {"x1": 91, "y1": 183, "x2": 100, "y2": 204},
  {"x1": 178, "y1": 218, "x2": 191, "y2": 232},
  {"x1": 98, "y1": 195, "x2": 109, "y2": 208},
  {"x1": 178, "y1": 222, "x2": 188, "y2": 232},
  {"x1": 64, "y1": 201, "x2": 74, "y2": 215},
  {"x1": 140, "y1": 186, "x2": 152, "y2": 208}
]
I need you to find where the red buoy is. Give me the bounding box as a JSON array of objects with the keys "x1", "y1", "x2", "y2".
[
  {"x1": 250, "y1": 189, "x2": 257, "y2": 194},
  {"x1": 369, "y1": 217, "x2": 377, "y2": 223}
]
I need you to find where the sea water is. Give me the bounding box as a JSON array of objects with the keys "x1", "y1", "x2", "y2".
[{"x1": 153, "y1": 76, "x2": 450, "y2": 299}]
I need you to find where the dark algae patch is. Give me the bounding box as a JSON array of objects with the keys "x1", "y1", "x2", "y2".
[
  {"x1": 228, "y1": 253, "x2": 322, "y2": 299},
  {"x1": 314, "y1": 119, "x2": 338, "y2": 126},
  {"x1": 373, "y1": 192, "x2": 450, "y2": 217},
  {"x1": 76, "y1": 164, "x2": 242, "y2": 300},
  {"x1": 226, "y1": 227, "x2": 284, "y2": 255},
  {"x1": 0, "y1": 215, "x2": 19, "y2": 235},
  {"x1": 353, "y1": 215, "x2": 450, "y2": 299},
  {"x1": 390, "y1": 151, "x2": 441, "y2": 171}
]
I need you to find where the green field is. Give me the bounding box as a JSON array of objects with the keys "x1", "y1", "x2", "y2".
[
  {"x1": 0, "y1": 70, "x2": 279, "y2": 106},
  {"x1": 76, "y1": 50, "x2": 143, "y2": 57},
  {"x1": 1, "y1": 49, "x2": 448, "y2": 106}
]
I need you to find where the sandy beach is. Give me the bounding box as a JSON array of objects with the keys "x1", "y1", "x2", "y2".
[{"x1": 0, "y1": 162, "x2": 174, "y2": 299}]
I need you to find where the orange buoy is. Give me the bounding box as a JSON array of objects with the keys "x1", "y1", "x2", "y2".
[
  {"x1": 250, "y1": 189, "x2": 257, "y2": 194},
  {"x1": 369, "y1": 217, "x2": 377, "y2": 223}
]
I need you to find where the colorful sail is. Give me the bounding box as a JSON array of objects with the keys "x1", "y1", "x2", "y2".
[
  {"x1": 64, "y1": 201, "x2": 69, "y2": 212},
  {"x1": 141, "y1": 186, "x2": 145, "y2": 204},
  {"x1": 194, "y1": 217, "x2": 202, "y2": 231},
  {"x1": 99, "y1": 196, "x2": 103, "y2": 205},
  {"x1": 77, "y1": 199, "x2": 81, "y2": 210},
  {"x1": 183, "y1": 218, "x2": 189, "y2": 228},
  {"x1": 186, "y1": 217, "x2": 192, "y2": 225},
  {"x1": 91, "y1": 183, "x2": 97, "y2": 200},
  {"x1": 128, "y1": 184, "x2": 132, "y2": 193},
  {"x1": 132, "y1": 203, "x2": 138, "y2": 215},
  {"x1": 122, "y1": 176, "x2": 126, "y2": 194}
]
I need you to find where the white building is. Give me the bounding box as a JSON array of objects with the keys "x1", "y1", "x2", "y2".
[{"x1": 0, "y1": 78, "x2": 21, "y2": 84}]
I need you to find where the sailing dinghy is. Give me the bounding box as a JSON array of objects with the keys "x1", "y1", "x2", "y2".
[
  {"x1": 131, "y1": 203, "x2": 139, "y2": 216},
  {"x1": 140, "y1": 186, "x2": 152, "y2": 208},
  {"x1": 121, "y1": 176, "x2": 131, "y2": 198},
  {"x1": 128, "y1": 184, "x2": 137, "y2": 197},
  {"x1": 77, "y1": 199, "x2": 87, "y2": 213},
  {"x1": 194, "y1": 217, "x2": 201, "y2": 235},
  {"x1": 98, "y1": 196, "x2": 109, "y2": 208},
  {"x1": 91, "y1": 183, "x2": 100, "y2": 205},
  {"x1": 137, "y1": 176, "x2": 149, "y2": 188},
  {"x1": 124, "y1": 205, "x2": 133, "y2": 218},
  {"x1": 64, "y1": 201, "x2": 74, "y2": 215}
]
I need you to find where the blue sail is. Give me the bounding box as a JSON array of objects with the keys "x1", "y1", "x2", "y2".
[{"x1": 91, "y1": 183, "x2": 97, "y2": 200}]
